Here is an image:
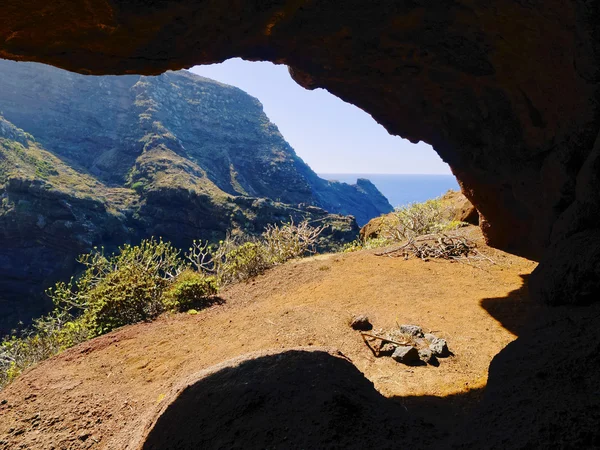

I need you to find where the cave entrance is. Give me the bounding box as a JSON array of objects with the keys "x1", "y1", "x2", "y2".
[
  {"x1": 190, "y1": 58, "x2": 459, "y2": 209},
  {"x1": 0, "y1": 55, "x2": 461, "y2": 335}
]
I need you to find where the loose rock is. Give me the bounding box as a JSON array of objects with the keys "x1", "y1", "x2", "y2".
[
  {"x1": 424, "y1": 333, "x2": 437, "y2": 342},
  {"x1": 418, "y1": 348, "x2": 439, "y2": 366},
  {"x1": 418, "y1": 348, "x2": 433, "y2": 362},
  {"x1": 350, "y1": 315, "x2": 372, "y2": 331},
  {"x1": 78, "y1": 431, "x2": 91, "y2": 441},
  {"x1": 414, "y1": 338, "x2": 428, "y2": 347},
  {"x1": 429, "y1": 338, "x2": 449, "y2": 357},
  {"x1": 392, "y1": 346, "x2": 420, "y2": 364},
  {"x1": 399, "y1": 324, "x2": 424, "y2": 338}
]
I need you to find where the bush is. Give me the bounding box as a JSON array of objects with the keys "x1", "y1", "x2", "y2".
[
  {"x1": 186, "y1": 219, "x2": 326, "y2": 285},
  {"x1": 0, "y1": 311, "x2": 90, "y2": 389},
  {"x1": 163, "y1": 270, "x2": 218, "y2": 311},
  {"x1": 380, "y1": 199, "x2": 467, "y2": 242},
  {"x1": 344, "y1": 199, "x2": 468, "y2": 253},
  {"x1": 262, "y1": 219, "x2": 325, "y2": 263},
  {"x1": 220, "y1": 241, "x2": 272, "y2": 284},
  {"x1": 83, "y1": 264, "x2": 170, "y2": 334},
  {"x1": 382, "y1": 199, "x2": 449, "y2": 241},
  {"x1": 49, "y1": 238, "x2": 185, "y2": 335},
  {"x1": 2, "y1": 220, "x2": 326, "y2": 389},
  {"x1": 131, "y1": 181, "x2": 145, "y2": 193}
]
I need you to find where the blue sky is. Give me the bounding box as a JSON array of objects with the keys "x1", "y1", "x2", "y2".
[{"x1": 189, "y1": 59, "x2": 451, "y2": 175}]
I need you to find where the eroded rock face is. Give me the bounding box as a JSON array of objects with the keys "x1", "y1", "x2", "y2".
[
  {"x1": 441, "y1": 190, "x2": 479, "y2": 225},
  {"x1": 1, "y1": 1, "x2": 600, "y2": 304}
]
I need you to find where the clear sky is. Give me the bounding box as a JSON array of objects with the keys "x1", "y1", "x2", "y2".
[{"x1": 189, "y1": 58, "x2": 451, "y2": 175}]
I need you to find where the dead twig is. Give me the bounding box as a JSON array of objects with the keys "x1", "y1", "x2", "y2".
[
  {"x1": 374, "y1": 233, "x2": 496, "y2": 265},
  {"x1": 360, "y1": 333, "x2": 410, "y2": 347},
  {"x1": 374, "y1": 239, "x2": 414, "y2": 257}
]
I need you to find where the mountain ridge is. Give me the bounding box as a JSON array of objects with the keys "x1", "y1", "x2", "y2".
[{"x1": 0, "y1": 59, "x2": 392, "y2": 332}]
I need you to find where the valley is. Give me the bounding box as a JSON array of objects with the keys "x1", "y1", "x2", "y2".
[{"x1": 0, "y1": 60, "x2": 391, "y2": 333}]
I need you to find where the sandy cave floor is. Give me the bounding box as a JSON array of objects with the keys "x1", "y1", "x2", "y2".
[{"x1": 0, "y1": 226, "x2": 540, "y2": 449}]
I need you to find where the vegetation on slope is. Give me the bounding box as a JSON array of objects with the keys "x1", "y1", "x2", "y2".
[
  {"x1": 0, "y1": 113, "x2": 360, "y2": 334},
  {"x1": 0, "y1": 194, "x2": 468, "y2": 389},
  {"x1": 1, "y1": 60, "x2": 380, "y2": 333},
  {"x1": 343, "y1": 196, "x2": 468, "y2": 252},
  {"x1": 0, "y1": 220, "x2": 324, "y2": 389},
  {"x1": 1, "y1": 117, "x2": 106, "y2": 197}
]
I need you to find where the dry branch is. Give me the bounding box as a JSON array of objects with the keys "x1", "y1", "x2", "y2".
[
  {"x1": 360, "y1": 333, "x2": 410, "y2": 347},
  {"x1": 374, "y1": 233, "x2": 494, "y2": 265}
]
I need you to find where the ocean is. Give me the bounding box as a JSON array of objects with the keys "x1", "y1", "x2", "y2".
[{"x1": 319, "y1": 173, "x2": 460, "y2": 209}]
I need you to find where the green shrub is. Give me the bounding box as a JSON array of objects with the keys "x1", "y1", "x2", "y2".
[
  {"x1": 131, "y1": 181, "x2": 145, "y2": 193},
  {"x1": 381, "y1": 199, "x2": 453, "y2": 241},
  {"x1": 0, "y1": 311, "x2": 90, "y2": 389},
  {"x1": 343, "y1": 236, "x2": 391, "y2": 253},
  {"x1": 163, "y1": 270, "x2": 218, "y2": 311},
  {"x1": 83, "y1": 264, "x2": 170, "y2": 334},
  {"x1": 49, "y1": 238, "x2": 185, "y2": 335},
  {"x1": 440, "y1": 220, "x2": 469, "y2": 231},
  {"x1": 220, "y1": 241, "x2": 271, "y2": 283},
  {"x1": 186, "y1": 220, "x2": 325, "y2": 285}
]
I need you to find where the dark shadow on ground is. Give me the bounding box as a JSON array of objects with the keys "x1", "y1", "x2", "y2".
[
  {"x1": 390, "y1": 388, "x2": 484, "y2": 444},
  {"x1": 452, "y1": 279, "x2": 600, "y2": 448},
  {"x1": 479, "y1": 274, "x2": 543, "y2": 336},
  {"x1": 139, "y1": 349, "x2": 481, "y2": 450},
  {"x1": 179, "y1": 295, "x2": 226, "y2": 312}
]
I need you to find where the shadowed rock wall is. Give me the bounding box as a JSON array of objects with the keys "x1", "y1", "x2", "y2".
[{"x1": 2, "y1": 0, "x2": 600, "y2": 303}]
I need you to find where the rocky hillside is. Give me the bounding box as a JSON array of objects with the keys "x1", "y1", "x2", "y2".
[
  {"x1": 0, "y1": 59, "x2": 392, "y2": 333},
  {"x1": 0, "y1": 60, "x2": 390, "y2": 224}
]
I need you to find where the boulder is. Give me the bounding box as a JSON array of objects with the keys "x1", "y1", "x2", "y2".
[
  {"x1": 359, "y1": 216, "x2": 386, "y2": 241},
  {"x1": 378, "y1": 342, "x2": 396, "y2": 356},
  {"x1": 440, "y1": 190, "x2": 479, "y2": 225},
  {"x1": 392, "y1": 346, "x2": 420, "y2": 364},
  {"x1": 424, "y1": 333, "x2": 438, "y2": 342},
  {"x1": 418, "y1": 348, "x2": 437, "y2": 365},
  {"x1": 429, "y1": 338, "x2": 449, "y2": 357}
]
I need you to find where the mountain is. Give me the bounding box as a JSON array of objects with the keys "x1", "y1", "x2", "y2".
[
  {"x1": 0, "y1": 59, "x2": 392, "y2": 333},
  {"x1": 0, "y1": 60, "x2": 391, "y2": 223}
]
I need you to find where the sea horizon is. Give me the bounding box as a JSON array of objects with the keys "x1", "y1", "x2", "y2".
[{"x1": 319, "y1": 173, "x2": 460, "y2": 209}]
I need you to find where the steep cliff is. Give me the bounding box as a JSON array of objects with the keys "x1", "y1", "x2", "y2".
[
  {"x1": 0, "y1": 60, "x2": 392, "y2": 332},
  {"x1": 0, "y1": 60, "x2": 390, "y2": 225}
]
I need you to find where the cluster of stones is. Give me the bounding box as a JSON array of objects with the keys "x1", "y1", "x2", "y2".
[
  {"x1": 350, "y1": 316, "x2": 450, "y2": 366},
  {"x1": 391, "y1": 324, "x2": 449, "y2": 366}
]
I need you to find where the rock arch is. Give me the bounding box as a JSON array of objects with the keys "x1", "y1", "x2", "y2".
[{"x1": 2, "y1": 0, "x2": 599, "y2": 304}]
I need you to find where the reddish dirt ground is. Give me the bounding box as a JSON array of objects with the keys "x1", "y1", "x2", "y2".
[{"x1": 0, "y1": 226, "x2": 539, "y2": 449}]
